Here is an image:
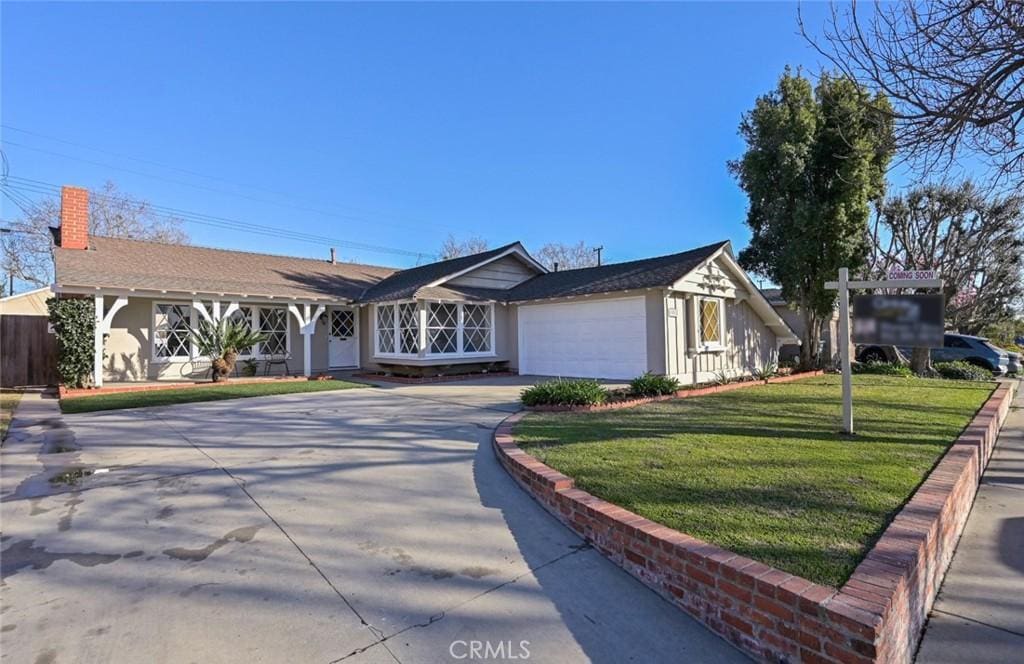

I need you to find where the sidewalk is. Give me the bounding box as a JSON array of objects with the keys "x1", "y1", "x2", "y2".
[{"x1": 916, "y1": 380, "x2": 1024, "y2": 663}]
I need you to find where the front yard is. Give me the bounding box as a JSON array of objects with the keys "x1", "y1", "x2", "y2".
[
  {"x1": 60, "y1": 379, "x2": 366, "y2": 414},
  {"x1": 515, "y1": 374, "x2": 995, "y2": 587}
]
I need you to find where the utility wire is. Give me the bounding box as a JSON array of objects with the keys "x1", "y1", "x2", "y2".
[
  {"x1": 1, "y1": 179, "x2": 436, "y2": 260},
  {"x1": 0, "y1": 135, "x2": 460, "y2": 235}
]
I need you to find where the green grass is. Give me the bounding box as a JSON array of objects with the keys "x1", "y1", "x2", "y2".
[
  {"x1": 60, "y1": 380, "x2": 366, "y2": 414},
  {"x1": 1, "y1": 389, "x2": 23, "y2": 441},
  {"x1": 515, "y1": 374, "x2": 994, "y2": 588}
]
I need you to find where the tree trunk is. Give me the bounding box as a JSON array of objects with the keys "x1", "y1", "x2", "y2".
[
  {"x1": 799, "y1": 312, "x2": 822, "y2": 371},
  {"x1": 910, "y1": 347, "x2": 931, "y2": 375}
]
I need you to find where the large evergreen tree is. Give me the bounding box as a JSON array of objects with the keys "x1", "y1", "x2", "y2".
[{"x1": 730, "y1": 69, "x2": 893, "y2": 368}]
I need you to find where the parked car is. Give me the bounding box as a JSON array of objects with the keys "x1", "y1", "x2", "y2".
[
  {"x1": 1007, "y1": 351, "x2": 1020, "y2": 376},
  {"x1": 857, "y1": 333, "x2": 1011, "y2": 375}
]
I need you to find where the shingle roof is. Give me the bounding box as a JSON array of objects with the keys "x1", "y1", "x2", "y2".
[
  {"x1": 54, "y1": 236, "x2": 397, "y2": 301},
  {"x1": 505, "y1": 241, "x2": 729, "y2": 301},
  {"x1": 359, "y1": 242, "x2": 525, "y2": 302},
  {"x1": 760, "y1": 288, "x2": 786, "y2": 305},
  {"x1": 54, "y1": 236, "x2": 733, "y2": 305}
]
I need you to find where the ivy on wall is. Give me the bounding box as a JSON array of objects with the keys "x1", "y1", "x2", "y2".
[{"x1": 47, "y1": 297, "x2": 95, "y2": 388}]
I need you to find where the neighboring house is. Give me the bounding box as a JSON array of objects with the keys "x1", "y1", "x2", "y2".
[
  {"x1": 50, "y1": 185, "x2": 798, "y2": 386},
  {"x1": 761, "y1": 288, "x2": 840, "y2": 366},
  {"x1": 0, "y1": 286, "x2": 54, "y2": 316}
]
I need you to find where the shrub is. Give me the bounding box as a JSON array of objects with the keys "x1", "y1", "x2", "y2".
[
  {"x1": 47, "y1": 297, "x2": 95, "y2": 388},
  {"x1": 521, "y1": 379, "x2": 608, "y2": 407},
  {"x1": 934, "y1": 361, "x2": 993, "y2": 381},
  {"x1": 851, "y1": 361, "x2": 913, "y2": 377},
  {"x1": 751, "y1": 362, "x2": 779, "y2": 382},
  {"x1": 629, "y1": 372, "x2": 681, "y2": 397}
]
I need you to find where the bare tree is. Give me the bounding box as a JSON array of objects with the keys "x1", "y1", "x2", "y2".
[
  {"x1": 438, "y1": 234, "x2": 488, "y2": 260},
  {"x1": 869, "y1": 181, "x2": 1024, "y2": 371},
  {"x1": 802, "y1": 1, "x2": 1024, "y2": 184},
  {"x1": 1, "y1": 181, "x2": 188, "y2": 287},
  {"x1": 535, "y1": 241, "x2": 599, "y2": 270}
]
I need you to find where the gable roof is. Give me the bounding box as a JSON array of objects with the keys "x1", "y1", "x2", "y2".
[
  {"x1": 54, "y1": 236, "x2": 397, "y2": 301},
  {"x1": 359, "y1": 242, "x2": 543, "y2": 302},
  {"x1": 505, "y1": 241, "x2": 729, "y2": 302}
]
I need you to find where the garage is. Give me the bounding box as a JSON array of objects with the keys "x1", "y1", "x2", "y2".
[{"x1": 517, "y1": 296, "x2": 648, "y2": 379}]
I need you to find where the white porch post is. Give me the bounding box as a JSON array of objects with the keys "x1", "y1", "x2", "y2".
[
  {"x1": 302, "y1": 304, "x2": 312, "y2": 377},
  {"x1": 289, "y1": 303, "x2": 326, "y2": 377},
  {"x1": 93, "y1": 294, "x2": 129, "y2": 388},
  {"x1": 94, "y1": 295, "x2": 105, "y2": 388}
]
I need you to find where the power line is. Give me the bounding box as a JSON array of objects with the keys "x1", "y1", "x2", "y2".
[
  {"x1": 0, "y1": 133, "x2": 461, "y2": 235},
  {"x1": 0, "y1": 179, "x2": 436, "y2": 260}
]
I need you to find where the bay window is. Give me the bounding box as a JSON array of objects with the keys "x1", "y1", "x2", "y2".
[
  {"x1": 427, "y1": 303, "x2": 458, "y2": 354},
  {"x1": 462, "y1": 304, "x2": 492, "y2": 354},
  {"x1": 374, "y1": 301, "x2": 494, "y2": 358}
]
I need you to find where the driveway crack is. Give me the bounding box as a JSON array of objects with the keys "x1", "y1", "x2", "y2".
[
  {"x1": 328, "y1": 543, "x2": 592, "y2": 663},
  {"x1": 150, "y1": 412, "x2": 387, "y2": 644}
]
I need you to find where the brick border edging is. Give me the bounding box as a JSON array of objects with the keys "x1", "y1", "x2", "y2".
[
  {"x1": 494, "y1": 380, "x2": 1017, "y2": 663},
  {"x1": 525, "y1": 370, "x2": 826, "y2": 412},
  {"x1": 59, "y1": 376, "x2": 310, "y2": 399}
]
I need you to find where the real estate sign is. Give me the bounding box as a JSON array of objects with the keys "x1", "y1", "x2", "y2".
[{"x1": 852, "y1": 294, "x2": 945, "y2": 348}]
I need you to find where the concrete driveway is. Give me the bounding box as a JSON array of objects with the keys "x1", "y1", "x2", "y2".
[{"x1": 0, "y1": 378, "x2": 746, "y2": 663}]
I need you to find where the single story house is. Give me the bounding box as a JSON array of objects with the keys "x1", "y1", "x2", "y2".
[
  {"x1": 761, "y1": 288, "x2": 840, "y2": 366},
  {"x1": 0, "y1": 286, "x2": 54, "y2": 316},
  {"x1": 51, "y1": 185, "x2": 798, "y2": 387}
]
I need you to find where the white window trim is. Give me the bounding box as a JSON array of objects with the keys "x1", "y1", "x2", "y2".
[
  {"x1": 151, "y1": 301, "x2": 197, "y2": 364},
  {"x1": 373, "y1": 302, "x2": 419, "y2": 359},
  {"x1": 698, "y1": 296, "x2": 726, "y2": 352},
  {"x1": 226, "y1": 304, "x2": 257, "y2": 360},
  {"x1": 256, "y1": 305, "x2": 292, "y2": 359},
  {"x1": 372, "y1": 301, "x2": 497, "y2": 360},
  {"x1": 425, "y1": 301, "x2": 496, "y2": 359}
]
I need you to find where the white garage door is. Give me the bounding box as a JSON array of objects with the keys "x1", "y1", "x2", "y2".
[{"x1": 518, "y1": 297, "x2": 648, "y2": 379}]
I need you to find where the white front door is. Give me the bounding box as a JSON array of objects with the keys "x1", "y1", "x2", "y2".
[{"x1": 328, "y1": 308, "x2": 359, "y2": 368}]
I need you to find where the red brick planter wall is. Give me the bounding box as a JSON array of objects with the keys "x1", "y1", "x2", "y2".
[
  {"x1": 526, "y1": 370, "x2": 826, "y2": 412},
  {"x1": 495, "y1": 381, "x2": 1017, "y2": 663}
]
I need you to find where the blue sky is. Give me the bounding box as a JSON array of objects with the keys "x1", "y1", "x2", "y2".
[{"x1": 4, "y1": 2, "x2": 850, "y2": 272}]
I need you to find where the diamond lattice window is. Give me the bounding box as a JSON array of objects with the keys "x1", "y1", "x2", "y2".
[
  {"x1": 229, "y1": 305, "x2": 255, "y2": 357},
  {"x1": 398, "y1": 303, "x2": 419, "y2": 354},
  {"x1": 331, "y1": 310, "x2": 355, "y2": 339},
  {"x1": 462, "y1": 304, "x2": 491, "y2": 353},
  {"x1": 154, "y1": 304, "x2": 192, "y2": 359},
  {"x1": 428, "y1": 303, "x2": 458, "y2": 354},
  {"x1": 259, "y1": 307, "x2": 289, "y2": 357},
  {"x1": 376, "y1": 305, "x2": 395, "y2": 354},
  {"x1": 700, "y1": 299, "x2": 722, "y2": 345}
]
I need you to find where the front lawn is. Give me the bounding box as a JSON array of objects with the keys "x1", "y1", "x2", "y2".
[
  {"x1": 1, "y1": 389, "x2": 23, "y2": 441},
  {"x1": 61, "y1": 379, "x2": 366, "y2": 414},
  {"x1": 515, "y1": 374, "x2": 994, "y2": 587}
]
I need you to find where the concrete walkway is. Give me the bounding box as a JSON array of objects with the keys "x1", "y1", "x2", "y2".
[
  {"x1": 0, "y1": 380, "x2": 746, "y2": 664},
  {"x1": 917, "y1": 380, "x2": 1024, "y2": 663}
]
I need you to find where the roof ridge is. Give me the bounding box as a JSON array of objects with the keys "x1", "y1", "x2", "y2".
[
  {"x1": 550, "y1": 240, "x2": 729, "y2": 273},
  {"x1": 80, "y1": 233, "x2": 400, "y2": 272}
]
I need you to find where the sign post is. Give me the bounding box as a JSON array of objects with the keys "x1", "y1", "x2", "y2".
[{"x1": 825, "y1": 270, "x2": 944, "y2": 435}]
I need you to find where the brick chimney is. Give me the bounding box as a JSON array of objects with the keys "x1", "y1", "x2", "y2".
[{"x1": 59, "y1": 185, "x2": 89, "y2": 249}]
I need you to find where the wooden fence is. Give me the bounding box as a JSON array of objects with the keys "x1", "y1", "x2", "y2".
[{"x1": 1, "y1": 315, "x2": 58, "y2": 387}]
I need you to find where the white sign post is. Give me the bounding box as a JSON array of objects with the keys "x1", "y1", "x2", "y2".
[{"x1": 825, "y1": 269, "x2": 943, "y2": 435}]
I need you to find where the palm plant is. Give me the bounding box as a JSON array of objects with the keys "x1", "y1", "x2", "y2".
[{"x1": 190, "y1": 319, "x2": 268, "y2": 382}]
